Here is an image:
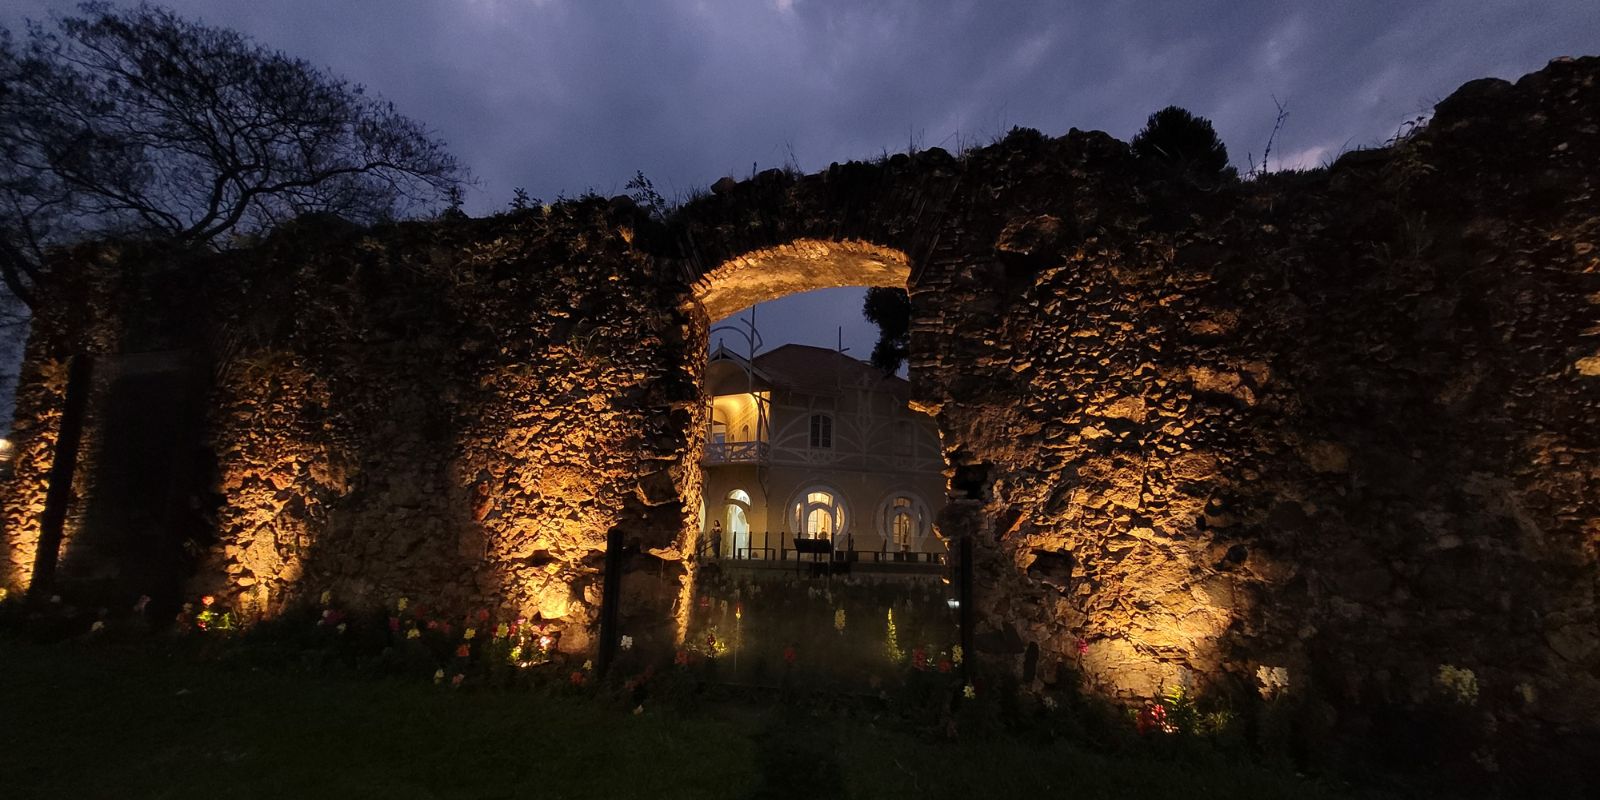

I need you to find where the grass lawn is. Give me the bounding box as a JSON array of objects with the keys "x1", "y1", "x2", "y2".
[{"x1": 0, "y1": 637, "x2": 1377, "y2": 800}]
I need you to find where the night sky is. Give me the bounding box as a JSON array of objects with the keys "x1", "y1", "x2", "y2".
[{"x1": 5, "y1": 0, "x2": 1597, "y2": 361}]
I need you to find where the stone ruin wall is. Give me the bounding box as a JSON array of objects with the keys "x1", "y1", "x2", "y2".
[
  {"x1": 2, "y1": 55, "x2": 1595, "y2": 735},
  {"x1": 2, "y1": 206, "x2": 709, "y2": 653},
  {"x1": 912, "y1": 60, "x2": 1600, "y2": 731}
]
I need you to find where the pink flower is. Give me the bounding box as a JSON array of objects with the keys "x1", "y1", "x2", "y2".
[
  {"x1": 451, "y1": 673, "x2": 464, "y2": 689},
  {"x1": 1075, "y1": 638, "x2": 1089, "y2": 657},
  {"x1": 388, "y1": 616, "x2": 400, "y2": 632}
]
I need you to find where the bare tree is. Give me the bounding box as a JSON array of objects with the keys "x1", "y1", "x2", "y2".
[{"x1": 0, "y1": 2, "x2": 466, "y2": 308}]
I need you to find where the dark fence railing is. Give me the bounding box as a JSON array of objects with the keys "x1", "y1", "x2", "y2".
[
  {"x1": 701, "y1": 530, "x2": 947, "y2": 566},
  {"x1": 702, "y1": 440, "x2": 770, "y2": 465}
]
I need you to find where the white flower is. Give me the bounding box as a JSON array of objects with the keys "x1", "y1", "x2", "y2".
[
  {"x1": 90, "y1": 620, "x2": 106, "y2": 633},
  {"x1": 1436, "y1": 664, "x2": 1479, "y2": 705},
  {"x1": 336, "y1": 622, "x2": 347, "y2": 634},
  {"x1": 1256, "y1": 665, "x2": 1291, "y2": 700},
  {"x1": 433, "y1": 668, "x2": 445, "y2": 684},
  {"x1": 962, "y1": 684, "x2": 976, "y2": 700},
  {"x1": 620, "y1": 635, "x2": 634, "y2": 651},
  {"x1": 1042, "y1": 695, "x2": 1058, "y2": 711}
]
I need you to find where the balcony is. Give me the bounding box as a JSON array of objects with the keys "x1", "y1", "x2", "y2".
[{"x1": 703, "y1": 440, "x2": 770, "y2": 465}]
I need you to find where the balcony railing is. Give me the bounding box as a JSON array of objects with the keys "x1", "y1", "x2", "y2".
[{"x1": 703, "y1": 440, "x2": 769, "y2": 465}]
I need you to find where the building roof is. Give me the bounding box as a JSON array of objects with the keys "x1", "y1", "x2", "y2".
[{"x1": 751, "y1": 344, "x2": 908, "y2": 400}]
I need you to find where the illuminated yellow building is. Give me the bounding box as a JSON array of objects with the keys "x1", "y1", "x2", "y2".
[{"x1": 700, "y1": 343, "x2": 946, "y2": 566}]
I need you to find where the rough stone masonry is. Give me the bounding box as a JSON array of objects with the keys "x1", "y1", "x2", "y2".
[{"x1": 3, "y1": 57, "x2": 1596, "y2": 742}]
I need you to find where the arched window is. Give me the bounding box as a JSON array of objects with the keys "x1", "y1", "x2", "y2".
[
  {"x1": 724, "y1": 489, "x2": 751, "y2": 557},
  {"x1": 891, "y1": 497, "x2": 914, "y2": 548},
  {"x1": 809, "y1": 414, "x2": 833, "y2": 449},
  {"x1": 792, "y1": 486, "x2": 846, "y2": 540},
  {"x1": 879, "y1": 492, "x2": 929, "y2": 551}
]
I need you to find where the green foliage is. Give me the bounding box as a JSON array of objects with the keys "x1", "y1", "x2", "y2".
[
  {"x1": 862, "y1": 286, "x2": 911, "y2": 373},
  {"x1": 625, "y1": 170, "x2": 669, "y2": 220},
  {"x1": 508, "y1": 187, "x2": 541, "y2": 211},
  {"x1": 1131, "y1": 106, "x2": 1232, "y2": 185}
]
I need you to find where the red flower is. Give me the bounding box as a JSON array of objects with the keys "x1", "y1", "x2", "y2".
[
  {"x1": 200, "y1": 595, "x2": 215, "y2": 608},
  {"x1": 1136, "y1": 703, "x2": 1169, "y2": 735},
  {"x1": 675, "y1": 649, "x2": 690, "y2": 666},
  {"x1": 570, "y1": 670, "x2": 586, "y2": 687},
  {"x1": 455, "y1": 644, "x2": 470, "y2": 658},
  {"x1": 476, "y1": 609, "x2": 490, "y2": 622},
  {"x1": 698, "y1": 596, "x2": 710, "y2": 610},
  {"x1": 783, "y1": 646, "x2": 797, "y2": 665},
  {"x1": 705, "y1": 632, "x2": 716, "y2": 649},
  {"x1": 912, "y1": 647, "x2": 927, "y2": 671},
  {"x1": 388, "y1": 616, "x2": 400, "y2": 632},
  {"x1": 938, "y1": 659, "x2": 952, "y2": 673}
]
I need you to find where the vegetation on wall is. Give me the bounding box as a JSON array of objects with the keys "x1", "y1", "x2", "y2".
[
  {"x1": 1130, "y1": 106, "x2": 1233, "y2": 185},
  {"x1": 862, "y1": 287, "x2": 911, "y2": 373}
]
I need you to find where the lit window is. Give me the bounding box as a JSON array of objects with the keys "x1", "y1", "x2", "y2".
[
  {"x1": 809, "y1": 414, "x2": 832, "y2": 449},
  {"x1": 892, "y1": 498, "x2": 913, "y2": 548},
  {"x1": 793, "y1": 486, "x2": 845, "y2": 540},
  {"x1": 881, "y1": 493, "x2": 927, "y2": 550}
]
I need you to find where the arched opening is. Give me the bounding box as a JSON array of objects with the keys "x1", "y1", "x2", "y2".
[
  {"x1": 725, "y1": 489, "x2": 751, "y2": 557},
  {"x1": 680, "y1": 237, "x2": 958, "y2": 691},
  {"x1": 790, "y1": 484, "x2": 847, "y2": 543}
]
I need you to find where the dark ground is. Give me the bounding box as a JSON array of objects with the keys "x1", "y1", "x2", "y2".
[{"x1": 0, "y1": 637, "x2": 1384, "y2": 800}]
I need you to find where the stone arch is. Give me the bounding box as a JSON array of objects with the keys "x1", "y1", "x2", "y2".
[{"x1": 691, "y1": 238, "x2": 911, "y2": 322}]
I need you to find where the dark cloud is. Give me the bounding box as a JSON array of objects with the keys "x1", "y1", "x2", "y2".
[{"x1": 4, "y1": 0, "x2": 1595, "y2": 360}]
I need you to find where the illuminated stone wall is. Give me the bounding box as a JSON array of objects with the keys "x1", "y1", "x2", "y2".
[
  {"x1": 907, "y1": 60, "x2": 1600, "y2": 733},
  {"x1": 2, "y1": 56, "x2": 1595, "y2": 743},
  {"x1": 0, "y1": 248, "x2": 125, "y2": 594}
]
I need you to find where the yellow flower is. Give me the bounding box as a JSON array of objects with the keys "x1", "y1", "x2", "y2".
[
  {"x1": 494, "y1": 623, "x2": 509, "y2": 639},
  {"x1": 951, "y1": 645, "x2": 964, "y2": 666},
  {"x1": 963, "y1": 684, "x2": 976, "y2": 700},
  {"x1": 433, "y1": 668, "x2": 445, "y2": 684},
  {"x1": 406, "y1": 628, "x2": 421, "y2": 640},
  {"x1": 396, "y1": 597, "x2": 409, "y2": 612},
  {"x1": 464, "y1": 627, "x2": 476, "y2": 641},
  {"x1": 320, "y1": 590, "x2": 332, "y2": 607}
]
